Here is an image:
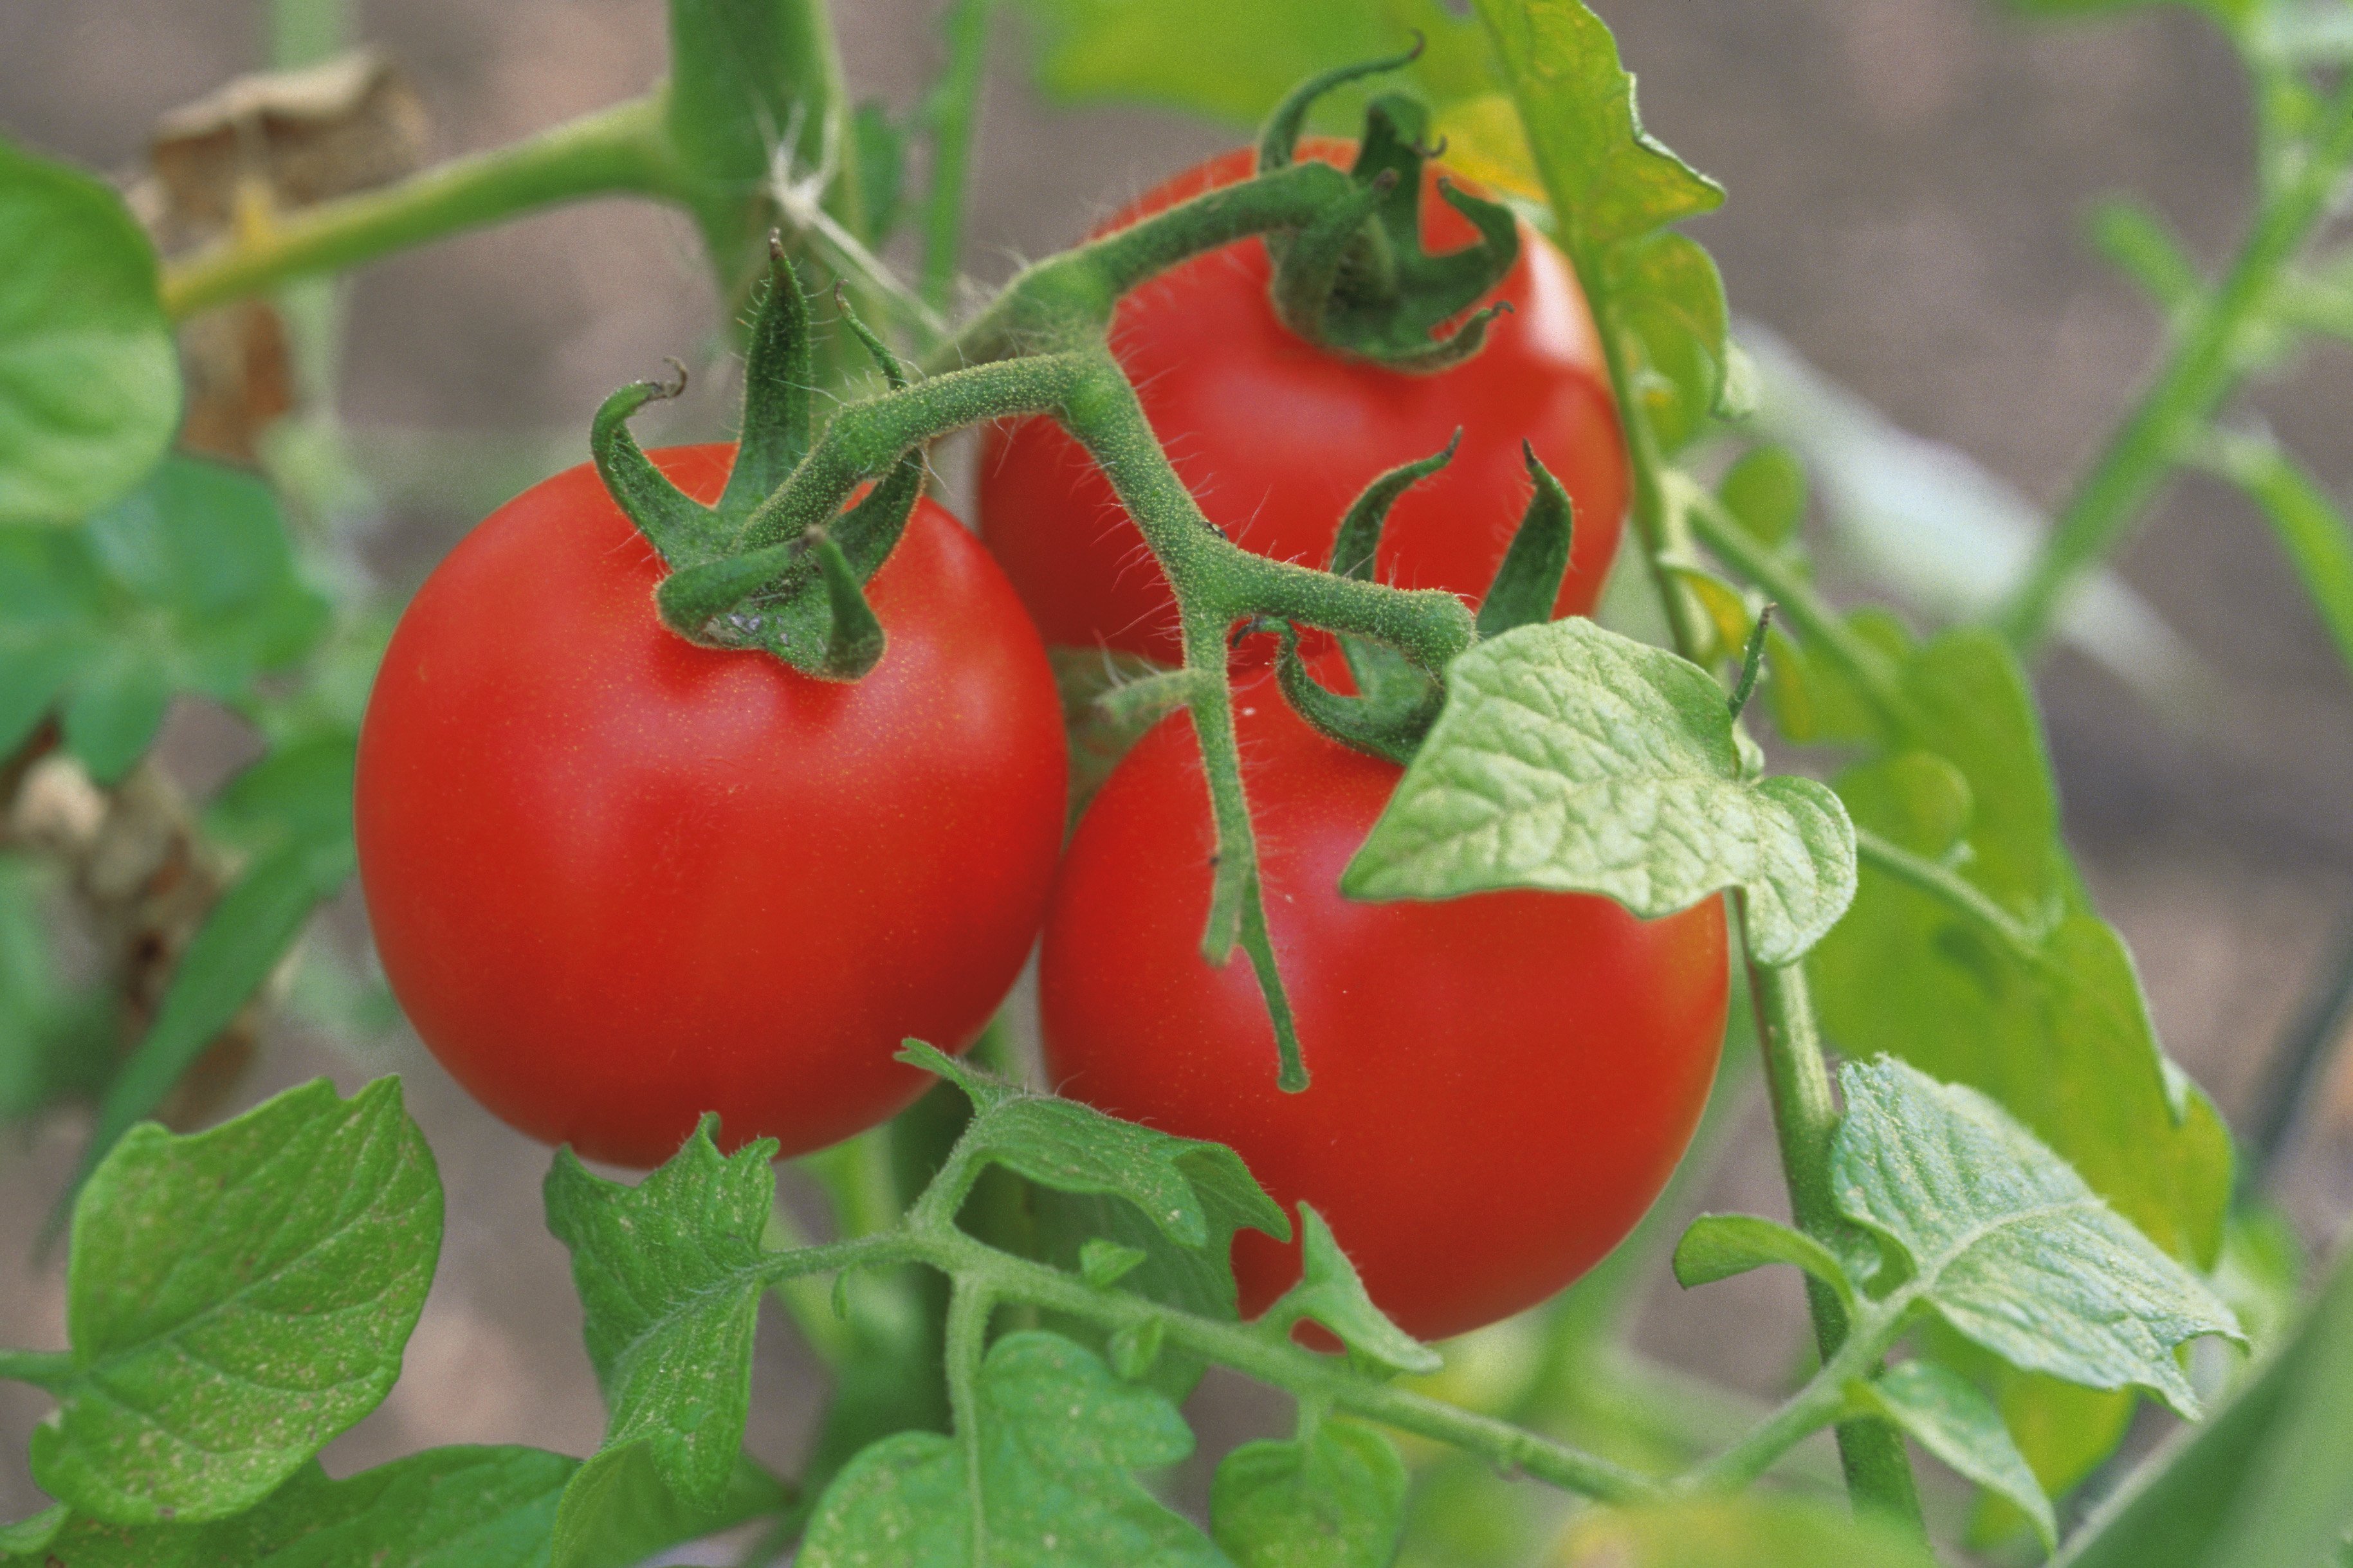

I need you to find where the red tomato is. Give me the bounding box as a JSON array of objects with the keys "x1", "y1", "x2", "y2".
[
  {"x1": 978, "y1": 142, "x2": 1627, "y2": 662},
  {"x1": 1038, "y1": 678, "x2": 1726, "y2": 1342},
  {"x1": 356, "y1": 446, "x2": 1067, "y2": 1168}
]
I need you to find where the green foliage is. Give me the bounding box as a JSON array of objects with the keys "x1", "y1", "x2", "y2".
[
  {"x1": 1833, "y1": 1057, "x2": 2240, "y2": 1416},
  {"x1": 2056, "y1": 1246, "x2": 2353, "y2": 1568},
  {"x1": 25, "y1": 1079, "x2": 441, "y2": 1524},
  {"x1": 1211, "y1": 1419, "x2": 1409, "y2": 1568},
  {"x1": 1554, "y1": 1495, "x2": 1938, "y2": 1567},
  {"x1": 1345, "y1": 617, "x2": 1856, "y2": 963},
  {"x1": 0, "y1": 140, "x2": 179, "y2": 527},
  {"x1": 1009, "y1": 0, "x2": 1494, "y2": 129},
  {"x1": 542, "y1": 1120, "x2": 783, "y2": 1563},
  {"x1": 1854, "y1": 1360, "x2": 2053, "y2": 1548},
  {"x1": 1671, "y1": 1213, "x2": 1855, "y2": 1309},
  {"x1": 0, "y1": 855, "x2": 111, "y2": 1122},
  {"x1": 0, "y1": 456, "x2": 332, "y2": 781},
  {"x1": 1269, "y1": 1207, "x2": 1442, "y2": 1378},
  {"x1": 798, "y1": 1331, "x2": 1227, "y2": 1567}
]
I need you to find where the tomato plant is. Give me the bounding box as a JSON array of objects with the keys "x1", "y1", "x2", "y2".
[
  {"x1": 354, "y1": 445, "x2": 1067, "y2": 1167},
  {"x1": 3, "y1": 0, "x2": 2351, "y2": 1565},
  {"x1": 1041, "y1": 669, "x2": 1726, "y2": 1340},
  {"x1": 978, "y1": 141, "x2": 1627, "y2": 662}
]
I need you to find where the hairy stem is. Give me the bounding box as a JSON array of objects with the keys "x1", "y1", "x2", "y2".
[
  {"x1": 1685, "y1": 1289, "x2": 1916, "y2": 1493},
  {"x1": 1851, "y1": 828, "x2": 2049, "y2": 960},
  {"x1": 1997, "y1": 73, "x2": 2353, "y2": 652},
  {"x1": 946, "y1": 1281, "x2": 994, "y2": 1559},
  {"x1": 1743, "y1": 939, "x2": 1923, "y2": 1522},
  {"x1": 0, "y1": 1349, "x2": 73, "y2": 1390},
  {"x1": 161, "y1": 93, "x2": 681, "y2": 319}
]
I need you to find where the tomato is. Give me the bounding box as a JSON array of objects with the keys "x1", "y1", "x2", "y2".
[
  {"x1": 356, "y1": 446, "x2": 1067, "y2": 1168},
  {"x1": 978, "y1": 142, "x2": 1627, "y2": 663},
  {"x1": 1038, "y1": 675, "x2": 1727, "y2": 1342}
]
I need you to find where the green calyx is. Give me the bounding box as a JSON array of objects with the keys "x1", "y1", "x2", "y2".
[
  {"x1": 1265, "y1": 436, "x2": 1576, "y2": 767},
  {"x1": 591, "y1": 237, "x2": 915, "y2": 682},
  {"x1": 1257, "y1": 55, "x2": 1521, "y2": 373}
]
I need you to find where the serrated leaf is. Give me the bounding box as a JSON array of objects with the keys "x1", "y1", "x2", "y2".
[
  {"x1": 30, "y1": 1078, "x2": 441, "y2": 1524},
  {"x1": 1857, "y1": 1360, "x2": 2053, "y2": 1548},
  {"x1": 1812, "y1": 633, "x2": 2234, "y2": 1275},
  {"x1": 2058, "y1": 1244, "x2": 2353, "y2": 1568},
  {"x1": 1555, "y1": 1495, "x2": 1937, "y2": 1567},
  {"x1": 1274, "y1": 1206, "x2": 1440, "y2": 1376},
  {"x1": 75, "y1": 826, "x2": 356, "y2": 1187},
  {"x1": 1671, "y1": 1213, "x2": 1854, "y2": 1308},
  {"x1": 543, "y1": 1118, "x2": 778, "y2": 1552},
  {"x1": 1342, "y1": 617, "x2": 1854, "y2": 963},
  {"x1": 1832, "y1": 1057, "x2": 2240, "y2": 1418},
  {"x1": 0, "y1": 139, "x2": 179, "y2": 525},
  {"x1": 1211, "y1": 1419, "x2": 1407, "y2": 1568},
  {"x1": 911, "y1": 1043, "x2": 1289, "y2": 1252},
  {"x1": 798, "y1": 1331, "x2": 1226, "y2": 1567},
  {"x1": 1469, "y1": 0, "x2": 1723, "y2": 262}
]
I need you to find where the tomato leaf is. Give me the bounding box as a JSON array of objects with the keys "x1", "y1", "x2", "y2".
[
  {"x1": 1671, "y1": 1213, "x2": 1856, "y2": 1310},
  {"x1": 542, "y1": 1118, "x2": 786, "y2": 1562},
  {"x1": 0, "y1": 456, "x2": 331, "y2": 783},
  {"x1": 1811, "y1": 632, "x2": 2234, "y2": 1272},
  {"x1": 906, "y1": 1042, "x2": 1290, "y2": 1252},
  {"x1": 1211, "y1": 1419, "x2": 1408, "y2": 1568},
  {"x1": 28, "y1": 1078, "x2": 441, "y2": 1525},
  {"x1": 800, "y1": 1331, "x2": 1225, "y2": 1567},
  {"x1": 1854, "y1": 1361, "x2": 2054, "y2": 1549},
  {"x1": 1555, "y1": 1495, "x2": 1938, "y2": 1567},
  {"x1": 2056, "y1": 1244, "x2": 2353, "y2": 1568},
  {"x1": 1342, "y1": 617, "x2": 1856, "y2": 964},
  {"x1": 1468, "y1": 0, "x2": 1722, "y2": 262},
  {"x1": 0, "y1": 855, "x2": 111, "y2": 1124},
  {"x1": 1270, "y1": 1206, "x2": 1442, "y2": 1376},
  {"x1": 0, "y1": 139, "x2": 179, "y2": 527},
  {"x1": 1831, "y1": 1057, "x2": 2240, "y2": 1418}
]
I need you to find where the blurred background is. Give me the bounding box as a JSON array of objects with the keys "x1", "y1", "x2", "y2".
[{"x1": 3, "y1": 0, "x2": 2351, "y2": 1553}]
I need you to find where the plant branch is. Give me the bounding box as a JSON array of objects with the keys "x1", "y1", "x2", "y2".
[
  {"x1": 1996, "y1": 71, "x2": 2353, "y2": 653},
  {"x1": 0, "y1": 1349, "x2": 73, "y2": 1390},
  {"x1": 1851, "y1": 828, "x2": 2049, "y2": 962},
  {"x1": 1683, "y1": 1288, "x2": 1917, "y2": 1493},
  {"x1": 161, "y1": 93, "x2": 682, "y2": 319},
  {"x1": 1741, "y1": 940, "x2": 1924, "y2": 1522},
  {"x1": 920, "y1": 0, "x2": 994, "y2": 313}
]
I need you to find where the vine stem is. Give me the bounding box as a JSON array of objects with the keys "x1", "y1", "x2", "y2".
[
  {"x1": 946, "y1": 1281, "x2": 994, "y2": 1562},
  {"x1": 160, "y1": 93, "x2": 683, "y2": 320},
  {"x1": 0, "y1": 1349, "x2": 73, "y2": 1390},
  {"x1": 1996, "y1": 70, "x2": 2353, "y2": 652},
  {"x1": 1851, "y1": 828, "x2": 2049, "y2": 960},
  {"x1": 1741, "y1": 934, "x2": 1923, "y2": 1520},
  {"x1": 1683, "y1": 1284, "x2": 1918, "y2": 1493}
]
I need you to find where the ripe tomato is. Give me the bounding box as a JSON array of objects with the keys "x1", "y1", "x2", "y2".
[
  {"x1": 1038, "y1": 677, "x2": 1726, "y2": 1342},
  {"x1": 978, "y1": 142, "x2": 1627, "y2": 662},
  {"x1": 356, "y1": 446, "x2": 1067, "y2": 1168}
]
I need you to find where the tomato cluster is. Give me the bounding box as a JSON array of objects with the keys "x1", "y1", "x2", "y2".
[{"x1": 358, "y1": 147, "x2": 1726, "y2": 1338}]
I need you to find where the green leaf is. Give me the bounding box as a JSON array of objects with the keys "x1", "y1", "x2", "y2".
[
  {"x1": 206, "y1": 732, "x2": 360, "y2": 855},
  {"x1": 2058, "y1": 1244, "x2": 2353, "y2": 1568},
  {"x1": 543, "y1": 1118, "x2": 779, "y2": 1558},
  {"x1": 1342, "y1": 617, "x2": 1855, "y2": 964},
  {"x1": 2089, "y1": 199, "x2": 2204, "y2": 315},
  {"x1": 0, "y1": 139, "x2": 179, "y2": 526},
  {"x1": 1604, "y1": 230, "x2": 1732, "y2": 453},
  {"x1": 1273, "y1": 1206, "x2": 1441, "y2": 1376},
  {"x1": 1010, "y1": 0, "x2": 1496, "y2": 129},
  {"x1": 31, "y1": 1078, "x2": 442, "y2": 1524},
  {"x1": 2204, "y1": 435, "x2": 2353, "y2": 685},
  {"x1": 1080, "y1": 1239, "x2": 1149, "y2": 1291},
  {"x1": 544, "y1": 1448, "x2": 790, "y2": 1568},
  {"x1": 1811, "y1": 630, "x2": 2235, "y2": 1273},
  {"x1": 0, "y1": 853, "x2": 111, "y2": 1123},
  {"x1": 798, "y1": 1330, "x2": 1227, "y2": 1567},
  {"x1": 1671, "y1": 1213, "x2": 1856, "y2": 1309},
  {"x1": 0, "y1": 1505, "x2": 66, "y2": 1557},
  {"x1": 1469, "y1": 0, "x2": 1722, "y2": 262},
  {"x1": 1555, "y1": 1495, "x2": 1937, "y2": 1567},
  {"x1": 910, "y1": 1043, "x2": 1289, "y2": 1253},
  {"x1": 76, "y1": 826, "x2": 356, "y2": 1185},
  {"x1": 59, "y1": 655, "x2": 170, "y2": 783},
  {"x1": 1831, "y1": 1057, "x2": 2240, "y2": 1418},
  {"x1": 1211, "y1": 1419, "x2": 1407, "y2": 1568},
  {"x1": 1856, "y1": 1360, "x2": 2054, "y2": 1548}
]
